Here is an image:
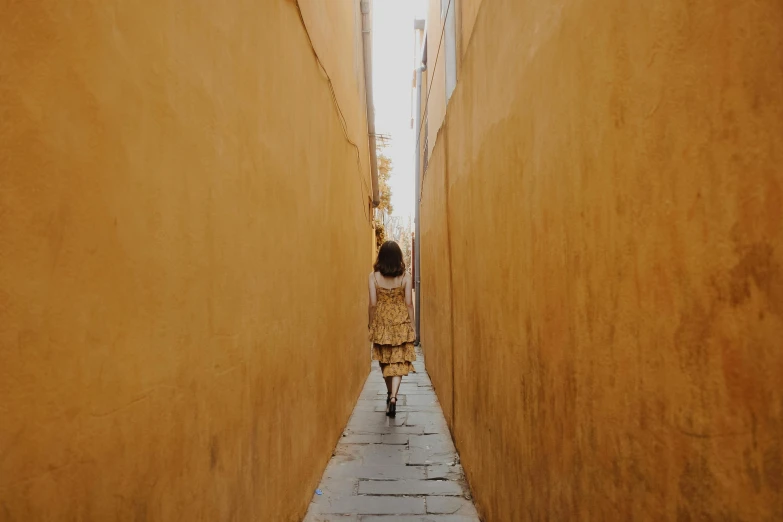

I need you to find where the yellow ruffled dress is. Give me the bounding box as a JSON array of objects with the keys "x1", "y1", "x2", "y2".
[{"x1": 369, "y1": 278, "x2": 417, "y2": 377}]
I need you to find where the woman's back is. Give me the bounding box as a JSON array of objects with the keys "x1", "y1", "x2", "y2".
[
  {"x1": 373, "y1": 272, "x2": 405, "y2": 290},
  {"x1": 371, "y1": 272, "x2": 408, "y2": 318},
  {"x1": 369, "y1": 272, "x2": 414, "y2": 344}
]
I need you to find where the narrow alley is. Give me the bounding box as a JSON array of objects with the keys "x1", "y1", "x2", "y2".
[
  {"x1": 304, "y1": 347, "x2": 479, "y2": 521},
  {"x1": 2, "y1": 0, "x2": 782, "y2": 521}
]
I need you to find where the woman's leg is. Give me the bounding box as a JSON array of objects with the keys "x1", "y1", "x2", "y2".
[
  {"x1": 390, "y1": 375, "x2": 402, "y2": 400},
  {"x1": 387, "y1": 371, "x2": 404, "y2": 418},
  {"x1": 381, "y1": 364, "x2": 393, "y2": 407}
]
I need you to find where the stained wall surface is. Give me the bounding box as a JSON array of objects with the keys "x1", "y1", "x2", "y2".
[
  {"x1": 0, "y1": 1, "x2": 372, "y2": 520},
  {"x1": 420, "y1": 0, "x2": 783, "y2": 520},
  {"x1": 420, "y1": 139, "x2": 454, "y2": 425}
]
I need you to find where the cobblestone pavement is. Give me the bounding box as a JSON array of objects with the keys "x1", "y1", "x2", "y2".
[{"x1": 304, "y1": 347, "x2": 480, "y2": 522}]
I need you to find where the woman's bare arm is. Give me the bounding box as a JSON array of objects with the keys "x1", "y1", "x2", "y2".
[
  {"x1": 368, "y1": 272, "x2": 377, "y2": 327},
  {"x1": 404, "y1": 273, "x2": 415, "y2": 325}
]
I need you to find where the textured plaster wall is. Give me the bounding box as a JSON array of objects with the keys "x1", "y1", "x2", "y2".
[
  {"x1": 420, "y1": 138, "x2": 454, "y2": 425},
  {"x1": 420, "y1": 0, "x2": 783, "y2": 520},
  {"x1": 298, "y1": 0, "x2": 372, "y2": 185},
  {"x1": 458, "y1": 0, "x2": 482, "y2": 60},
  {"x1": 0, "y1": 1, "x2": 371, "y2": 520}
]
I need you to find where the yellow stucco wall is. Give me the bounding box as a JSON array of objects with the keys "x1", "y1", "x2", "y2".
[
  {"x1": 0, "y1": 1, "x2": 372, "y2": 520},
  {"x1": 420, "y1": 135, "x2": 454, "y2": 425},
  {"x1": 458, "y1": 0, "x2": 482, "y2": 61},
  {"x1": 299, "y1": 0, "x2": 372, "y2": 187},
  {"x1": 421, "y1": 0, "x2": 783, "y2": 520}
]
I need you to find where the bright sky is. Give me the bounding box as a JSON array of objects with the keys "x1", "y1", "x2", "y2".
[{"x1": 373, "y1": 0, "x2": 427, "y2": 219}]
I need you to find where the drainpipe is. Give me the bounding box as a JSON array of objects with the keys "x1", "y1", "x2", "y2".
[
  {"x1": 414, "y1": 62, "x2": 426, "y2": 344},
  {"x1": 361, "y1": 0, "x2": 380, "y2": 207}
]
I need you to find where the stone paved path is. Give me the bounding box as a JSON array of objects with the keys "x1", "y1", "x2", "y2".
[{"x1": 304, "y1": 347, "x2": 480, "y2": 522}]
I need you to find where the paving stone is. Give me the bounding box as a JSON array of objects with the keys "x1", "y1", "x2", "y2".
[
  {"x1": 426, "y1": 496, "x2": 479, "y2": 515},
  {"x1": 303, "y1": 513, "x2": 359, "y2": 522},
  {"x1": 363, "y1": 395, "x2": 407, "y2": 406},
  {"x1": 306, "y1": 478, "x2": 360, "y2": 517},
  {"x1": 360, "y1": 445, "x2": 410, "y2": 466},
  {"x1": 306, "y1": 348, "x2": 478, "y2": 521},
  {"x1": 317, "y1": 496, "x2": 426, "y2": 515},
  {"x1": 341, "y1": 434, "x2": 383, "y2": 444},
  {"x1": 406, "y1": 412, "x2": 447, "y2": 427},
  {"x1": 358, "y1": 479, "x2": 463, "y2": 496},
  {"x1": 353, "y1": 401, "x2": 392, "y2": 412},
  {"x1": 426, "y1": 464, "x2": 464, "y2": 480},
  {"x1": 380, "y1": 434, "x2": 409, "y2": 445},
  {"x1": 405, "y1": 394, "x2": 439, "y2": 406},
  {"x1": 408, "y1": 448, "x2": 458, "y2": 466},
  {"x1": 334, "y1": 444, "x2": 365, "y2": 462},
  {"x1": 326, "y1": 464, "x2": 427, "y2": 480},
  {"x1": 327, "y1": 451, "x2": 362, "y2": 467},
  {"x1": 379, "y1": 389, "x2": 435, "y2": 396},
  {"x1": 359, "y1": 515, "x2": 480, "y2": 522},
  {"x1": 423, "y1": 423, "x2": 450, "y2": 435},
  {"x1": 345, "y1": 424, "x2": 425, "y2": 435},
  {"x1": 309, "y1": 478, "x2": 359, "y2": 496},
  {"x1": 347, "y1": 412, "x2": 408, "y2": 429},
  {"x1": 373, "y1": 405, "x2": 442, "y2": 413},
  {"x1": 409, "y1": 435, "x2": 456, "y2": 452},
  {"x1": 399, "y1": 384, "x2": 430, "y2": 391}
]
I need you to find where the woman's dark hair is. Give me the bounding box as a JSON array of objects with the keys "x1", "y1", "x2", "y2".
[{"x1": 374, "y1": 241, "x2": 406, "y2": 277}]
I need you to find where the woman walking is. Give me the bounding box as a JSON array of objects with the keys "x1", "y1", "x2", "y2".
[{"x1": 368, "y1": 241, "x2": 416, "y2": 417}]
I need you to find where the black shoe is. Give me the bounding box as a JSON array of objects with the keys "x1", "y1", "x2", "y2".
[
  {"x1": 387, "y1": 397, "x2": 397, "y2": 418},
  {"x1": 386, "y1": 392, "x2": 391, "y2": 406}
]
